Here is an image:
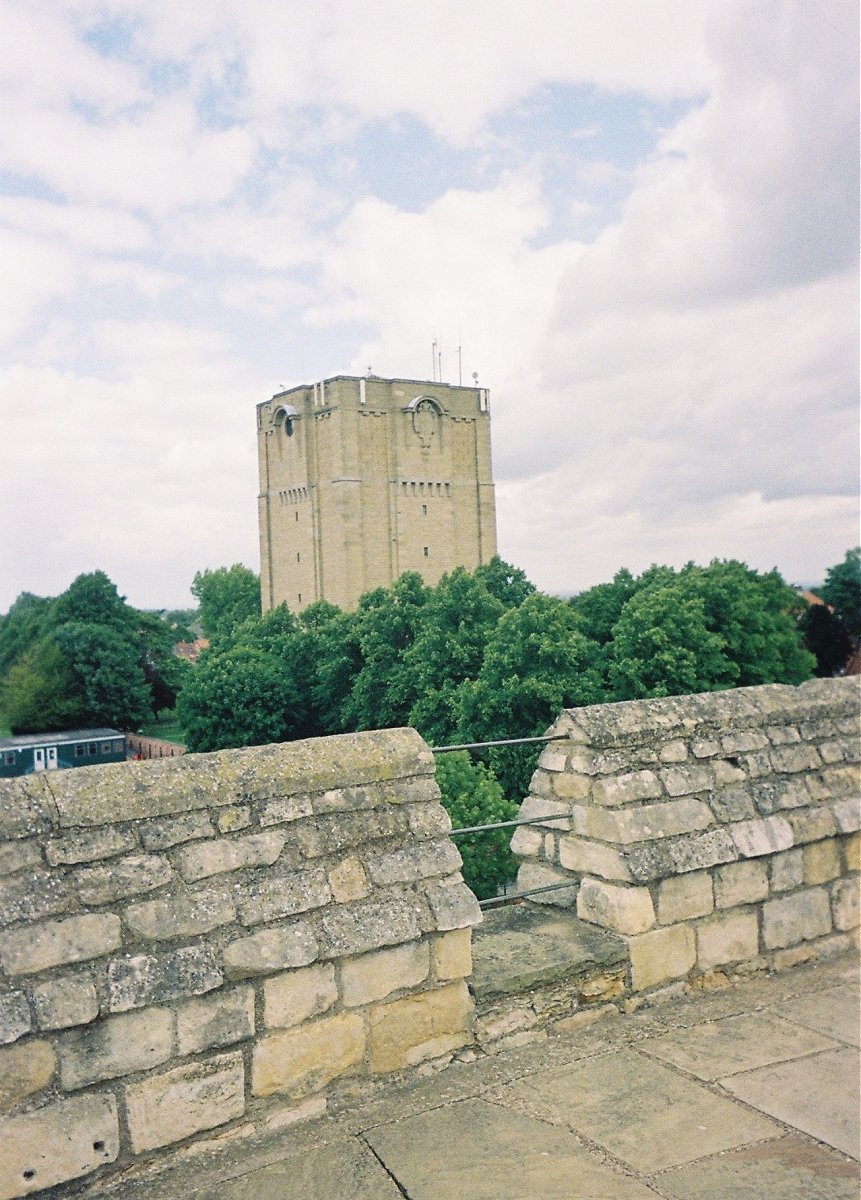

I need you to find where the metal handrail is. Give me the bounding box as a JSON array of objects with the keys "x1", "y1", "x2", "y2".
[{"x1": 431, "y1": 734, "x2": 568, "y2": 753}]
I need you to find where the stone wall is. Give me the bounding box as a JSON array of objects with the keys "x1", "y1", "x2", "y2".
[
  {"x1": 512, "y1": 678, "x2": 860, "y2": 994},
  {"x1": 0, "y1": 729, "x2": 480, "y2": 1199}
]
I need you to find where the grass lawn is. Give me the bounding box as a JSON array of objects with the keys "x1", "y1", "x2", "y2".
[{"x1": 139, "y1": 711, "x2": 185, "y2": 744}]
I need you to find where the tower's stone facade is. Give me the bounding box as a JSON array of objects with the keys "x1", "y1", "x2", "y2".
[{"x1": 257, "y1": 375, "x2": 497, "y2": 612}]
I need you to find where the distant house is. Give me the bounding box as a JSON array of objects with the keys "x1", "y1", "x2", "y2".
[
  {"x1": 174, "y1": 638, "x2": 210, "y2": 663},
  {"x1": 0, "y1": 729, "x2": 126, "y2": 777}
]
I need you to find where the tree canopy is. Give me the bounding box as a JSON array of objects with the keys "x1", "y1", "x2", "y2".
[{"x1": 191, "y1": 565, "x2": 260, "y2": 642}]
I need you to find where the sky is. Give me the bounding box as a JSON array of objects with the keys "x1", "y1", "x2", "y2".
[{"x1": 1, "y1": 0, "x2": 858, "y2": 613}]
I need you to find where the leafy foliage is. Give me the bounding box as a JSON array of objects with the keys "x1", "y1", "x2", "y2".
[
  {"x1": 821, "y1": 547, "x2": 861, "y2": 639},
  {"x1": 798, "y1": 602, "x2": 854, "y2": 677},
  {"x1": 434, "y1": 751, "x2": 518, "y2": 900},
  {"x1": 191, "y1": 564, "x2": 261, "y2": 642}
]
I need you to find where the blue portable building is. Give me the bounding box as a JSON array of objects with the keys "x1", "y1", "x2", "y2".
[{"x1": 0, "y1": 729, "x2": 126, "y2": 777}]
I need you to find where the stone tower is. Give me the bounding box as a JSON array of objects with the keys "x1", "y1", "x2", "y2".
[{"x1": 257, "y1": 375, "x2": 497, "y2": 612}]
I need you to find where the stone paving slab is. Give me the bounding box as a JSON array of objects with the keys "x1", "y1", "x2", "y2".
[
  {"x1": 186, "y1": 1140, "x2": 403, "y2": 1200},
  {"x1": 364, "y1": 1097, "x2": 659, "y2": 1200},
  {"x1": 722, "y1": 1046, "x2": 861, "y2": 1160},
  {"x1": 641, "y1": 1012, "x2": 838, "y2": 1080},
  {"x1": 656, "y1": 1133, "x2": 860, "y2": 1200},
  {"x1": 774, "y1": 982, "x2": 861, "y2": 1047},
  {"x1": 509, "y1": 1048, "x2": 782, "y2": 1173}
]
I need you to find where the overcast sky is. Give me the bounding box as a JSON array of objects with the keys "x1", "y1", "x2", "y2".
[{"x1": 1, "y1": 0, "x2": 858, "y2": 613}]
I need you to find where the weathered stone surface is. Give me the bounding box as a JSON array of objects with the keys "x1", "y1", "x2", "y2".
[
  {"x1": 577, "y1": 878, "x2": 655, "y2": 935},
  {"x1": 731, "y1": 815, "x2": 793, "y2": 857},
  {"x1": 514, "y1": 862, "x2": 578, "y2": 907},
  {"x1": 264, "y1": 963, "x2": 338, "y2": 1028},
  {"x1": 0, "y1": 913, "x2": 121, "y2": 976},
  {"x1": 625, "y1": 829, "x2": 737, "y2": 883},
  {"x1": 174, "y1": 831, "x2": 287, "y2": 882},
  {"x1": 660, "y1": 765, "x2": 714, "y2": 797},
  {"x1": 124, "y1": 886, "x2": 234, "y2": 941},
  {"x1": 58, "y1": 1007, "x2": 173, "y2": 1088},
  {"x1": 0, "y1": 841, "x2": 41, "y2": 877},
  {"x1": 315, "y1": 809, "x2": 408, "y2": 853},
  {"x1": 591, "y1": 770, "x2": 663, "y2": 807},
  {"x1": 0, "y1": 1039, "x2": 56, "y2": 1113},
  {"x1": 572, "y1": 798, "x2": 714, "y2": 846},
  {"x1": 320, "y1": 895, "x2": 423, "y2": 957},
  {"x1": 258, "y1": 794, "x2": 314, "y2": 827},
  {"x1": 786, "y1": 807, "x2": 837, "y2": 845},
  {"x1": 720, "y1": 730, "x2": 769, "y2": 753},
  {"x1": 45, "y1": 827, "x2": 136, "y2": 866},
  {"x1": 32, "y1": 976, "x2": 98, "y2": 1031},
  {"x1": 138, "y1": 811, "x2": 215, "y2": 850},
  {"x1": 804, "y1": 840, "x2": 841, "y2": 885},
  {"x1": 342, "y1": 942, "x2": 429, "y2": 1007},
  {"x1": 215, "y1": 805, "x2": 251, "y2": 832},
  {"x1": 696, "y1": 910, "x2": 759, "y2": 969},
  {"x1": 752, "y1": 778, "x2": 812, "y2": 814},
  {"x1": 714, "y1": 860, "x2": 769, "y2": 908},
  {"x1": 762, "y1": 888, "x2": 832, "y2": 949},
  {"x1": 846, "y1": 833, "x2": 861, "y2": 871},
  {"x1": 423, "y1": 880, "x2": 483, "y2": 932},
  {"x1": 769, "y1": 745, "x2": 822, "y2": 773},
  {"x1": 326, "y1": 856, "x2": 369, "y2": 903},
  {"x1": 691, "y1": 738, "x2": 720, "y2": 758},
  {"x1": 538, "y1": 746, "x2": 567, "y2": 771},
  {"x1": 551, "y1": 772, "x2": 592, "y2": 800},
  {"x1": 0, "y1": 994, "x2": 30, "y2": 1045},
  {"x1": 0, "y1": 870, "x2": 71, "y2": 928},
  {"x1": 832, "y1": 797, "x2": 861, "y2": 834},
  {"x1": 223, "y1": 922, "x2": 319, "y2": 979},
  {"x1": 659, "y1": 740, "x2": 689, "y2": 763},
  {"x1": 176, "y1": 986, "x2": 255, "y2": 1055},
  {"x1": 364, "y1": 839, "x2": 461, "y2": 886},
  {"x1": 629, "y1": 924, "x2": 696, "y2": 991},
  {"x1": 657, "y1": 872, "x2": 714, "y2": 924},
  {"x1": 74, "y1": 854, "x2": 173, "y2": 904},
  {"x1": 108, "y1": 945, "x2": 222, "y2": 1012},
  {"x1": 368, "y1": 981, "x2": 472, "y2": 1072},
  {"x1": 252, "y1": 1013, "x2": 365, "y2": 1098},
  {"x1": 559, "y1": 836, "x2": 631, "y2": 881},
  {"x1": 0, "y1": 1093, "x2": 119, "y2": 1196},
  {"x1": 516, "y1": 795, "x2": 571, "y2": 831},
  {"x1": 406, "y1": 803, "x2": 452, "y2": 840},
  {"x1": 125, "y1": 1051, "x2": 245, "y2": 1152},
  {"x1": 433, "y1": 928, "x2": 472, "y2": 981},
  {"x1": 768, "y1": 724, "x2": 802, "y2": 745},
  {"x1": 0, "y1": 774, "x2": 56, "y2": 841},
  {"x1": 237, "y1": 868, "x2": 331, "y2": 926},
  {"x1": 830, "y1": 877, "x2": 859, "y2": 931},
  {"x1": 509, "y1": 825, "x2": 542, "y2": 857},
  {"x1": 769, "y1": 848, "x2": 804, "y2": 893}
]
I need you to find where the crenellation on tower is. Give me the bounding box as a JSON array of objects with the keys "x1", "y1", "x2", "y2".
[{"x1": 257, "y1": 375, "x2": 497, "y2": 611}]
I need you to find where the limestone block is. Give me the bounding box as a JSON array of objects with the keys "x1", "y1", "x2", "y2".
[
  {"x1": 320, "y1": 896, "x2": 423, "y2": 958},
  {"x1": 0, "y1": 914, "x2": 121, "y2": 977},
  {"x1": 803, "y1": 840, "x2": 841, "y2": 885},
  {"x1": 625, "y1": 828, "x2": 737, "y2": 883},
  {"x1": 406, "y1": 803, "x2": 452, "y2": 840},
  {"x1": 659, "y1": 740, "x2": 688, "y2": 763},
  {"x1": 712, "y1": 760, "x2": 747, "y2": 786},
  {"x1": 768, "y1": 725, "x2": 801, "y2": 745},
  {"x1": 818, "y1": 764, "x2": 861, "y2": 796},
  {"x1": 263, "y1": 963, "x2": 338, "y2": 1028},
  {"x1": 174, "y1": 831, "x2": 287, "y2": 882},
  {"x1": 551, "y1": 773, "x2": 592, "y2": 801},
  {"x1": 731, "y1": 816, "x2": 793, "y2": 858},
  {"x1": 845, "y1": 832, "x2": 861, "y2": 872},
  {"x1": 833, "y1": 797, "x2": 861, "y2": 834},
  {"x1": 108, "y1": 946, "x2": 222, "y2": 1012},
  {"x1": 577, "y1": 877, "x2": 655, "y2": 934},
  {"x1": 0, "y1": 1093, "x2": 119, "y2": 1197},
  {"x1": 559, "y1": 837, "x2": 631, "y2": 881},
  {"x1": 59, "y1": 1007, "x2": 173, "y2": 1089},
  {"x1": 368, "y1": 981, "x2": 471, "y2": 1073},
  {"x1": 124, "y1": 887, "x2": 234, "y2": 941},
  {"x1": 591, "y1": 770, "x2": 663, "y2": 807},
  {"x1": 0, "y1": 1040, "x2": 56, "y2": 1113},
  {"x1": 432, "y1": 929, "x2": 472, "y2": 981},
  {"x1": 741, "y1": 751, "x2": 772, "y2": 778},
  {"x1": 657, "y1": 872, "x2": 713, "y2": 924},
  {"x1": 0, "y1": 841, "x2": 41, "y2": 877},
  {"x1": 769, "y1": 745, "x2": 822, "y2": 773},
  {"x1": 0, "y1": 995, "x2": 30, "y2": 1046},
  {"x1": 720, "y1": 731, "x2": 769, "y2": 753},
  {"x1": 819, "y1": 741, "x2": 846, "y2": 763},
  {"x1": 74, "y1": 854, "x2": 173, "y2": 905},
  {"x1": 514, "y1": 862, "x2": 578, "y2": 906},
  {"x1": 423, "y1": 881, "x2": 483, "y2": 932},
  {"x1": 138, "y1": 812, "x2": 215, "y2": 850},
  {"x1": 509, "y1": 825, "x2": 543, "y2": 858},
  {"x1": 315, "y1": 809, "x2": 408, "y2": 855},
  {"x1": 327, "y1": 856, "x2": 369, "y2": 903},
  {"x1": 223, "y1": 922, "x2": 318, "y2": 979},
  {"x1": 696, "y1": 910, "x2": 759, "y2": 969},
  {"x1": 32, "y1": 977, "x2": 98, "y2": 1031},
  {"x1": 125, "y1": 1051, "x2": 245, "y2": 1152},
  {"x1": 538, "y1": 747, "x2": 567, "y2": 772},
  {"x1": 314, "y1": 785, "x2": 374, "y2": 813},
  {"x1": 691, "y1": 739, "x2": 720, "y2": 758},
  {"x1": 714, "y1": 860, "x2": 769, "y2": 909},
  {"x1": 342, "y1": 942, "x2": 429, "y2": 1007},
  {"x1": 237, "y1": 867, "x2": 331, "y2": 926},
  {"x1": 516, "y1": 795, "x2": 571, "y2": 831},
  {"x1": 45, "y1": 827, "x2": 136, "y2": 866},
  {"x1": 762, "y1": 888, "x2": 832, "y2": 949},
  {"x1": 573, "y1": 798, "x2": 714, "y2": 846},
  {"x1": 252, "y1": 1013, "x2": 365, "y2": 1098},
  {"x1": 768, "y1": 848, "x2": 804, "y2": 893},
  {"x1": 751, "y1": 779, "x2": 811, "y2": 815},
  {"x1": 708, "y1": 786, "x2": 756, "y2": 823},
  {"x1": 258, "y1": 794, "x2": 313, "y2": 827},
  {"x1": 364, "y1": 840, "x2": 462, "y2": 887},
  {"x1": 0, "y1": 775, "x2": 55, "y2": 842},
  {"x1": 215, "y1": 805, "x2": 251, "y2": 832},
  {"x1": 660, "y1": 765, "x2": 714, "y2": 797},
  {"x1": 628, "y1": 925, "x2": 696, "y2": 991},
  {"x1": 0, "y1": 870, "x2": 71, "y2": 928},
  {"x1": 177, "y1": 986, "x2": 255, "y2": 1055},
  {"x1": 831, "y1": 877, "x2": 860, "y2": 931}
]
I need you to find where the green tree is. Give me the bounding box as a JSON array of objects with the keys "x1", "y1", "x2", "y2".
[
  {"x1": 55, "y1": 623, "x2": 153, "y2": 729},
  {"x1": 821, "y1": 548, "x2": 861, "y2": 639},
  {"x1": 2, "y1": 638, "x2": 84, "y2": 733},
  {"x1": 51, "y1": 570, "x2": 138, "y2": 638},
  {"x1": 798, "y1": 602, "x2": 854, "y2": 676},
  {"x1": 297, "y1": 602, "x2": 362, "y2": 736},
  {"x1": 473, "y1": 556, "x2": 536, "y2": 609},
  {"x1": 0, "y1": 592, "x2": 53, "y2": 675},
  {"x1": 434, "y1": 751, "x2": 518, "y2": 900},
  {"x1": 191, "y1": 565, "x2": 261, "y2": 642}
]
